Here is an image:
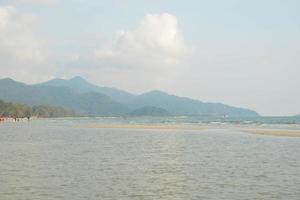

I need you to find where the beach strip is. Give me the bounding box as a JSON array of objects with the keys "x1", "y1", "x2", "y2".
[
  {"x1": 79, "y1": 124, "x2": 207, "y2": 131},
  {"x1": 243, "y1": 129, "x2": 300, "y2": 137}
]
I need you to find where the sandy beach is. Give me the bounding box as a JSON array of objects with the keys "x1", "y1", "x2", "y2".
[
  {"x1": 241, "y1": 129, "x2": 300, "y2": 137},
  {"x1": 80, "y1": 123, "x2": 300, "y2": 137},
  {"x1": 80, "y1": 124, "x2": 207, "y2": 131}
]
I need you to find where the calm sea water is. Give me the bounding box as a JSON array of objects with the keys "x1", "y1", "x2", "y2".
[{"x1": 0, "y1": 119, "x2": 300, "y2": 200}]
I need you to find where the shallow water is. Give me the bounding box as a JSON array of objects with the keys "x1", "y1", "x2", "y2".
[{"x1": 0, "y1": 120, "x2": 300, "y2": 200}]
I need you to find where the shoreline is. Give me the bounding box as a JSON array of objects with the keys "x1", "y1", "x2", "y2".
[
  {"x1": 80, "y1": 124, "x2": 207, "y2": 131},
  {"x1": 2, "y1": 118, "x2": 300, "y2": 137},
  {"x1": 80, "y1": 123, "x2": 300, "y2": 137},
  {"x1": 241, "y1": 129, "x2": 300, "y2": 137},
  {"x1": 0, "y1": 117, "x2": 31, "y2": 122}
]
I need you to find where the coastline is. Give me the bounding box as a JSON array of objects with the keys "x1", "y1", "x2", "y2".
[
  {"x1": 80, "y1": 123, "x2": 300, "y2": 137},
  {"x1": 80, "y1": 124, "x2": 207, "y2": 131},
  {"x1": 0, "y1": 117, "x2": 38, "y2": 122},
  {"x1": 241, "y1": 129, "x2": 300, "y2": 137},
  {"x1": 2, "y1": 117, "x2": 300, "y2": 138}
]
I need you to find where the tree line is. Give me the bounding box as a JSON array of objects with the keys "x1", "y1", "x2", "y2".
[{"x1": 0, "y1": 100, "x2": 75, "y2": 120}]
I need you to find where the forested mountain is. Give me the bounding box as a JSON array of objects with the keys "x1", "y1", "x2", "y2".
[
  {"x1": 128, "y1": 90, "x2": 259, "y2": 117},
  {"x1": 0, "y1": 77, "x2": 259, "y2": 117},
  {"x1": 0, "y1": 78, "x2": 128, "y2": 116},
  {"x1": 128, "y1": 106, "x2": 169, "y2": 117},
  {"x1": 38, "y1": 76, "x2": 135, "y2": 104}
]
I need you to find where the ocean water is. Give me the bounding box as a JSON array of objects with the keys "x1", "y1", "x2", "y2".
[{"x1": 0, "y1": 119, "x2": 300, "y2": 200}]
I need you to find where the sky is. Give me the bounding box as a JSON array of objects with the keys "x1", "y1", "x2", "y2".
[{"x1": 0, "y1": 0, "x2": 299, "y2": 116}]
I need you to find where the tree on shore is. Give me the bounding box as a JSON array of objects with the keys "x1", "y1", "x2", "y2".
[{"x1": 0, "y1": 100, "x2": 75, "y2": 120}]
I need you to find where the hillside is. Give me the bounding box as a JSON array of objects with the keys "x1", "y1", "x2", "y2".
[
  {"x1": 38, "y1": 76, "x2": 135, "y2": 104},
  {"x1": 0, "y1": 99, "x2": 75, "y2": 118},
  {"x1": 0, "y1": 78, "x2": 259, "y2": 117},
  {"x1": 128, "y1": 106, "x2": 169, "y2": 117},
  {"x1": 127, "y1": 90, "x2": 259, "y2": 117},
  {"x1": 0, "y1": 78, "x2": 128, "y2": 116}
]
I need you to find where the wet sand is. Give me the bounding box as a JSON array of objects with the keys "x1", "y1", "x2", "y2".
[
  {"x1": 80, "y1": 124, "x2": 207, "y2": 131},
  {"x1": 81, "y1": 123, "x2": 300, "y2": 137},
  {"x1": 242, "y1": 129, "x2": 300, "y2": 137}
]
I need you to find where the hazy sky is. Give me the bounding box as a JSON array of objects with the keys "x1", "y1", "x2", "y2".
[{"x1": 0, "y1": 0, "x2": 299, "y2": 116}]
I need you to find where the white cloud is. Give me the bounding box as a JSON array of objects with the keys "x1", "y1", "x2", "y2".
[
  {"x1": 0, "y1": 6, "x2": 43, "y2": 61},
  {"x1": 11, "y1": 0, "x2": 58, "y2": 6},
  {"x1": 95, "y1": 13, "x2": 188, "y2": 67},
  {"x1": 0, "y1": 5, "x2": 51, "y2": 82},
  {"x1": 91, "y1": 13, "x2": 191, "y2": 92}
]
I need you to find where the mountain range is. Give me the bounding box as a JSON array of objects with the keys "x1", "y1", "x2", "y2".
[{"x1": 0, "y1": 77, "x2": 259, "y2": 117}]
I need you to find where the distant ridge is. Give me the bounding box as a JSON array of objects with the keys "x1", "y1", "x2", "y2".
[
  {"x1": 127, "y1": 90, "x2": 259, "y2": 117},
  {"x1": 0, "y1": 77, "x2": 259, "y2": 117},
  {"x1": 38, "y1": 76, "x2": 135, "y2": 104},
  {"x1": 0, "y1": 78, "x2": 128, "y2": 116},
  {"x1": 129, "y1": 106, "x2": 169, "y2": 117}
]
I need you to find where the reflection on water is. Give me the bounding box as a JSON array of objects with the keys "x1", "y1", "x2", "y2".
[{"x1": 0, "y1": 120, "x2": 300, "y2": 199}]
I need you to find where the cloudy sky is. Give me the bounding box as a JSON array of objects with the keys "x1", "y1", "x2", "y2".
[{"x1": 0, "y1": 0, "x2": 299, "y2": 116}]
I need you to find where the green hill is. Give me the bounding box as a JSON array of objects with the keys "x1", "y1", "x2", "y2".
[
  {"x1": 0, "y1": 78, "x2": 128, "y2": 116},
  {"x1": 38, "y1": 76, "x2": 135, "y2": 104},
  {"x1": 127, "y1": 90, "x2": 259, "y2": 117},
  {"x1": 0, "y1": 78, "x2": 259, "y2": 117},
  {"x1": 129, "y1": 106, "x2": 169, "y2": 117},
  {"x1": 0, "y1": 99, "x2": 74, "y2": 118}
]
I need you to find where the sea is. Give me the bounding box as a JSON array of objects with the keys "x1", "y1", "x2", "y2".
[{"x1": 0, "y1": 116, "x2": 299, "y2": 199}]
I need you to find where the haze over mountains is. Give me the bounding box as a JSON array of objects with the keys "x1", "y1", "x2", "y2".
[{"x1": 0, "y1": 77, "x2": 259, "y2": 117}]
